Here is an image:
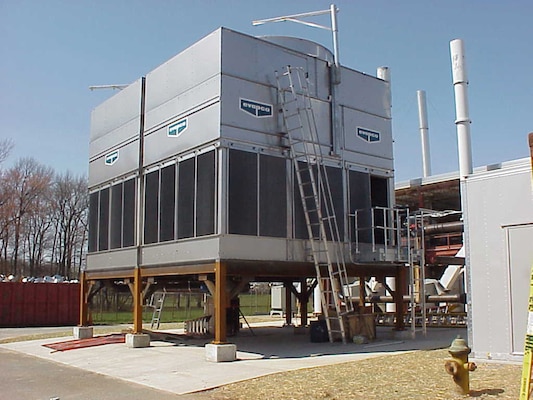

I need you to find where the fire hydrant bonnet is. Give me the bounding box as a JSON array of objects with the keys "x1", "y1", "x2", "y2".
[{"x1": 448, "y1": 335, "x2": 471, "y2": 356}]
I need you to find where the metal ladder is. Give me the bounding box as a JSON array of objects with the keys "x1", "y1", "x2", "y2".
[
  {"x1": 276, "y1": 66, "x2": 353, "y2": 343},
  {"x1": 150, "y1": 290, "x2": 166, "y2": 329}
]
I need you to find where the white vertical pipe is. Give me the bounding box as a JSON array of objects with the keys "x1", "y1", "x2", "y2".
[
  {"x1": 450, "y1": 39, "x2": 473, "y2": 179},
  {"x1": 417, "y1": 90, "x2": 432, "y2": 177},
  {"x1": 377, "y1": 66, "x2": 391, "y2": 111},
  {"x1": 376, "y1": 66, "x2": 390, "y2": 82},
  {"x1": 377, "y1": 66, "x2": 392, "y2": 126},
  {"x1": 330, "y1": 4, "x2": 340, "y2": 68}
]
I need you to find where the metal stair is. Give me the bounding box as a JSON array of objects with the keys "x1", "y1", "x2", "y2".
[
  {"x1": 408, "y1": 211, "x2": 427, "y2": 337},
  {"x1": 276, "y1": 66, "x2": 353, "y2": 343}
]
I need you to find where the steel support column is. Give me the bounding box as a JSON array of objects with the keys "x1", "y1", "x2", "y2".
[
  {"x1": 213, "y1": 261, "x2": 227, "y2": 344},
  {"x1": 133, "y1": 267, "x2": 143, "y2": 333},
  {"x1": 300, "y1": 278, "x2": 308, "y2": 326},
  {"x1": 284, "y1": 281, "x2": 292, "y2": 326},
  {"x1": 394, "y1": 267, "x2": 407, "y2": 331},
  {"x1": 359, "y1": 275, "x2": 366, "y2": 310},
  {"x1": 78, "y1": 271, "x2": 89, "y2": 326}
]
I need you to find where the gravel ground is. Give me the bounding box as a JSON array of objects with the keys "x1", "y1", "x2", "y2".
[{"x1": 187, "y1": 349, "x2": 521, "y2": 400}]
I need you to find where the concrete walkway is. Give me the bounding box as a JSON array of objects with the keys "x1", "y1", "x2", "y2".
[{"x1": 1, "y1": 322, "x2": 465, "y2": 396}]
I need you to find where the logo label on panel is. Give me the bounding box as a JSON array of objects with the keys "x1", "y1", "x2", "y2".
[
  {"x1": 240, "y1": 98, "x2": 273, "y2": 118},
  {"x1": 168, "y1": 118, "x2": 188, "y2": 137},
  {"x1": 357, "y1": 127, "x2": 381, "y2": 143},
  {"x1": 105, "y1": 150, "x2": 119, "y2": 166}
]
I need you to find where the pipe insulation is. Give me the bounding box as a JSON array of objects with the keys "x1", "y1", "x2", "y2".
[
  {"x1": 351, "y1": 293, "x2": 466, "y2": 304},
  {"x1": 423, "y1": 220, "x2": 464, "y2": 235}
]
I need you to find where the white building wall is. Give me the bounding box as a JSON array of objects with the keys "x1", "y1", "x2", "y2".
[{"x1": 466, "y1": 159, "x2": 533, "y2": 361}]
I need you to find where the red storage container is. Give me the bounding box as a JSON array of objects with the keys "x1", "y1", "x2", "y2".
[{"x1": 0, "y1": 282, "x2": 80, "y2": 327}]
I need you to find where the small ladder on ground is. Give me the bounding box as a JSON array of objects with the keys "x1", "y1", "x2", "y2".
[
  {"x1": 276, "y1": 66, "x2": 354, "y2": 344},
  {"x1": 150, "y1": 290, "x2": 166, "y2": 329}
]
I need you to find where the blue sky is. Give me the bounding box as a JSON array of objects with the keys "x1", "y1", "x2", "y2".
[{"x1": 1, "y1": 0, "x2": 531, "y2": 181}]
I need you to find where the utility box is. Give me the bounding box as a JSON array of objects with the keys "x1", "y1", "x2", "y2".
[
  {"x1": 87, "y1": 28, "x2": 395, "y2": 275},
  {"x1": 270, "y1": 284, "x2": 298, "y2": 316},
  {"x1": 466, "y1": 159, "x2": 533, "y2": 362}
]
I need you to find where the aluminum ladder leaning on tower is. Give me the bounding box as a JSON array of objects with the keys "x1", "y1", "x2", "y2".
[{"x1": 276, "y1": 65, "x2": 353, "y2": 344}]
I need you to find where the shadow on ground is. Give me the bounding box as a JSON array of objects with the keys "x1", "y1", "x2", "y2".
[{"x1": 147, "y1": 325, "x2": 466, "y2": 360}]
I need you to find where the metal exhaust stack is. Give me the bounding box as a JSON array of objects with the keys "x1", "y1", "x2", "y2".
[
  {"x1": 417, "y1": 90, "x2": 432, "y2": 177},
  {"x1": 450, "y1": 39, "x2": 473, "y2": 179}
]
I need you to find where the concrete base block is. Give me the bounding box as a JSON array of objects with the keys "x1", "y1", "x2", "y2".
[
  {"x1": 73, "y1": 326, "x2": 93, "y2": 339},
  {"x1": 125, "y1": 333, "x2": 151, "y2": 348},
  {"x1": 205, "y1": 343, "x2": 237, "y2": 362},
  {"x1": 389, "y1": 329, "x2": 414, "y2": 340}
]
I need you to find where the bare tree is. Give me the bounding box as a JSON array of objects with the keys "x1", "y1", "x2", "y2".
[
  {"x1": 2, "y1": 158, "x2": 54, "y2": 277},
  {"x1": 0, "y1": 138, "x2": 14, "y2": 274},
  {"x1": 24, "y1": 193, "x2": 53, "y2": 277},
  {"x1": 0, "y1": 138, "x2": 13, "y2": 166},
  {"x1": 50, "y1": 172, "x2": 88, "y2": 278}
]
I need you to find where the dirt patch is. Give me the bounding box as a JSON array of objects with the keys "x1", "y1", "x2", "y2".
[{"x1": 187, "y1": 349, "x2": 520, "y2": 399}]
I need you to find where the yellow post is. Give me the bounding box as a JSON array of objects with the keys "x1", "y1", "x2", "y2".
[
  {"x1": 133, "y1": 267, "x2": 143, "y2": 334},
  {"x1": 520, "y1": 267, "x2": 533, "y2": 399},
  {"x1": 213, "y1": 261, "x2": 227, "y2": 344},
  {"x1": 520, "y1": 133, "x2": 533, "y2": 399},
  {"x1": 78, "y1": 271, "x2": 88, "y2": 326}
]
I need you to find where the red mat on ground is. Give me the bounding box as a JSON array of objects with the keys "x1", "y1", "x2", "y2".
[{"x1": 43, "y1": 334, "x2": 125, "y2": 352}]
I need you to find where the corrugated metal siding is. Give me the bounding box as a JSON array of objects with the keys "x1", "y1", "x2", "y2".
[{"x1": 0, "y1": 283, "x2": 79, "y2": 327}]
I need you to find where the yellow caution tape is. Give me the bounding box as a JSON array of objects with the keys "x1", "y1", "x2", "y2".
[{"x1": 519, "y1": 267, "x2": 533, "y2": 399}]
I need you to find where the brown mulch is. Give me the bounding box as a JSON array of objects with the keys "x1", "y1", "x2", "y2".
[{"x1": 187, "y1": 349, "x2": 521, "y2": 399}]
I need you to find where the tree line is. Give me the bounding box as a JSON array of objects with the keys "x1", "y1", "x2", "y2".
[{"x1": 0, "y1": 139, "x2": 88, "y2": 279}]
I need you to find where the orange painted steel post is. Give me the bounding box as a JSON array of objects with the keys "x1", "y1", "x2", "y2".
[
  {"x1": 213, "y1": 261, "x2": 227, "y2": 344},
  {"x1": 133, "y1": 267, "x2": 143, "y2": 334},
  {"x1": 285, "y1": 282, "x2": 292, "y2": 326},
  {"x1": 78, "y1": 271, "x2": 88, "y2": 326},
  {"x1": 394, "y1": 267, "x2": 406, "y2": 330},
  {"x1": 300, "y1": 278, "x2": 308, "y2": 327}
]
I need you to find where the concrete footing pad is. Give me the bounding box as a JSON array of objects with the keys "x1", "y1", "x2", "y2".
[
  {"x1": 73, "y1": 326, "x2": 93, "y2": 339},
  {"x1": 388, "y1": 329, "x2": 416, "y2": 340},
  {"x1": 125, "y1": 333, "x2": 150, "y2": 348},
  {"x1": 205, "y1": 343, "x2": 237, "y2": 362}
]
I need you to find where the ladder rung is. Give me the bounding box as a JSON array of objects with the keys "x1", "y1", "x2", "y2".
[
  {"x1": 313, "y1": 249, "x2": 328, "y2": 253},
  {"x1": 284, "y1": 112, "x2": 300, "y2": 119},
  {"x1": 339, "y1": 311, "x2": 352, "y2": 317},
  {"x1": 287, "y1": 126, "x2": 304, "y2": 133}
]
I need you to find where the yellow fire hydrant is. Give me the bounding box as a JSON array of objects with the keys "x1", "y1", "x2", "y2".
[{"x1": 444, "y1": 335, "x2": 477, "y2": 395}]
